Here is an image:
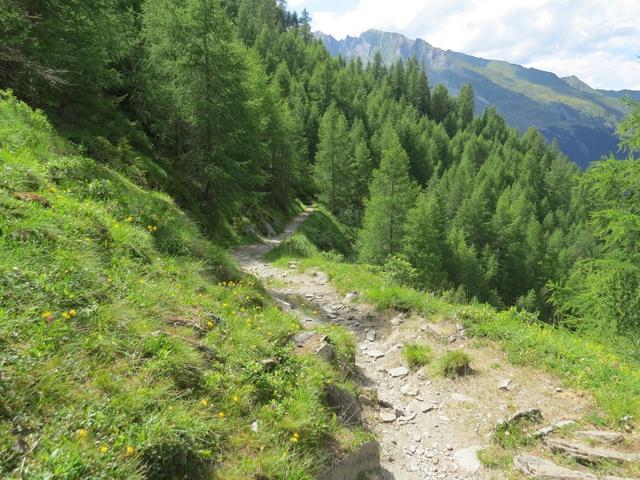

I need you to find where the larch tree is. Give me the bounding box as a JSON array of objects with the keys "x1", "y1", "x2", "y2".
[
  {"x1": 358, "y1": 124, "x2": 417, "y2": 264},
  {"x1": 313, "y1": 103, "x2": 354, "y2": 217},
  {"x1": 403, "y1": 191, "x2": 448, "y2": 290}
]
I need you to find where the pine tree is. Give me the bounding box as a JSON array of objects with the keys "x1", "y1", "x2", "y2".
[{"x1": 359, "y1": 124, "x2": 417, "y2": 264}]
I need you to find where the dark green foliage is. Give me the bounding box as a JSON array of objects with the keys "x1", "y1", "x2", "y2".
[
  {"x1": 358, "y1": 125, "x2": 417, "y2": 264},
  {"x1": 314, "y1": 104, "x2": 354, "y2": 217},
  {"x1": 550, "y1": 158, "x2": 640, "y2": 348},
  {"x1": 403, "y1": 192, "x2": 448, "y2": 290}
]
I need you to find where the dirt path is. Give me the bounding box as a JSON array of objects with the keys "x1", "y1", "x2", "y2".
[{"x1": 234, "y1": 212, "x2": 592, "y2": 480}]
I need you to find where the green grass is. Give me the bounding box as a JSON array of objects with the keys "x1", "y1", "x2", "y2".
[
  {"x1": 317, "y1": 324, "x2": 357, "y2": 374},
  {"x1": 265, "y1": 207, "x2": 354, "y2": 262},
  {"x1": 402, "y1": 344, "x2": 433, "y2": 370},
  {"x1": 477, "y1": 446, "x2": 513, "y2": 470},
  {"x1": 493, "y1": 413, "x2": 540, "y2": 450},
  {"x1": 268, "y1": 211, "x2": 640, "y2": 427},
  {"x1": 436, "y1": 350, "x2": 473, "y2": 378},
  {"x1": 0, "y1": 91, "x2": 361, "y2": 479}
]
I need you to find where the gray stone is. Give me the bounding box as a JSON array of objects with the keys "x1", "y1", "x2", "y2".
[
  {"x1": 365, "y1": 329, "x2": 377, "y2": 342},
  {"x1": 380, "y1": 410, "x2": 397, "y2": 423},
  {"x1": 498, "y1": 378, "x2": 512, "y2": 391},
  {"x1": 401, "y1": 385, "x2": 419, "y2": 397},
  {"x1": 325, "y1": 384, "x2": 362, "y2": 427},
  {"x1": 367, "y1": 349, "x2": 385, "y2": 359},
  {"x1": 545, "y1": 438, "x2": 640, "y2": 463},
  {"x1": 514, "y1": 453, "x2": 636, "y2": 479},
  {"x1": 315, "y1": 341, "x2": 335, "y2": 363},
  {"x1": 388, "y1": 366, "x2": 409, "y2": 378},
  {"x1": 497, "y1": 408, "x2": 543, "y2": 429},
  {"x1": 534, "y1": 420, "x2": 576, "y2": 438},
  {"x1": 317, "y1": 441, "x2": 381, "y2": 480},
  {"x1": 576, "y1": 430, "x2": 625, "y2": 445},
  {"x1": 453, "y1": 446, "x2": 482, "y2": 474}
]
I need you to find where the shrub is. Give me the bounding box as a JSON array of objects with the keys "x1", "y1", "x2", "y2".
[
  {"x1": 402, "y1": 343, "x2": 433, "y2": 370},
  {"x1": 383, "y1": 254, "x2": 418, "y2": 287},
  {"x1": 437, "y1": 350, "x2": 473, "y2": 378}
]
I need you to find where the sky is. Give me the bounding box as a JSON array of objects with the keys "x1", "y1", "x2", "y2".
[{"x1": 287, "y1": 0, "x2": 640, "y2": 90}]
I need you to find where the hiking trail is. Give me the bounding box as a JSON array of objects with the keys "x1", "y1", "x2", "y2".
[{"x1": 234, "y1": 210, "x2": 633, "y2": 480}]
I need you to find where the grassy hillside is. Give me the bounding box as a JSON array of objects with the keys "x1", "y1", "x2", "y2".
[
  {"x1": 267, "y1": 211, "x2": 640, "y2": 427},
  {"x1": 0, "y1": 92, "x2": 361, "y2": 479}
]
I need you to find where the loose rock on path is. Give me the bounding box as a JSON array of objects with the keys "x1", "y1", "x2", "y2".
[{"x1": 234, "y1": 211, "x2": 604, "y2": 480}]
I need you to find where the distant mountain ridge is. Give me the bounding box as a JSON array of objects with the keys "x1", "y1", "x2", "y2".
[{"x1": 316, "y1": 29, "x2": 640, "y2": 168}]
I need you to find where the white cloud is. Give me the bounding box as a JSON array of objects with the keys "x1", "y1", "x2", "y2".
[{"x1": 310, "y1": 0, "x2": 640, "y2": 90}]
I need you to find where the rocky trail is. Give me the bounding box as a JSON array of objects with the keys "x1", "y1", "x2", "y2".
[{"x1": 234, "y1": 211, "x2": 639, "y2": 480}]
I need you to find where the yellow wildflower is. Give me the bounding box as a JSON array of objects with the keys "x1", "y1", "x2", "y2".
[
  {"x1": 290, "y1": 432, "x2": 300, "y2": 443},
  {"x1": 126, "y1": 446, "x2": 135, "y2": 456},
  {"x1": 217, "y1": 411, "x2": 225, "y2": 419},
  {"x1": 69, "y1": 309, "x2": 77, "y2": 317},
  {"x1": 62, "y1": 312, "x2": 70, "y2": 320},
  {"x1": 207, "y1": 321, "x2": 214, "y2": 328},
  {"x1": 232, "y1": 395, "x2": 239, "y2": 402},
  {"x1": 100, "y1": 445, "x2": 108, "y2": 454},
  {"x1": 125, "y1": 216, "x2": 134, "y2": 223},
  {"x1": 77, "y1": 428, "x2": 88, "y2": 439},
  {"x1": 201, "y1": 399, "x2": 209, "y2": 407},
  {"x1": 41, "y1": 311, "x2": 53, "y2": 320}
]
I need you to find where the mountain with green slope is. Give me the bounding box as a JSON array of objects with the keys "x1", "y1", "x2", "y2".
[{"x1": 316, "y1": 29, "x2": 640, "y2": 167}]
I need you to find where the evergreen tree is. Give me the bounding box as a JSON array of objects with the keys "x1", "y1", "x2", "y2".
[
  {"x1": 403, "y1": 192, "x2": 448, "y2": 289},
  {"x1": 143, "y1": 0, "x2": 265, "y2": 220},
  {"x1": 313, "y1": 104, "x2": 353, "y2": 217},
  {"x1": 359, "y1": 124, "x2": 417, "y2": 264},
  {"x1": 457, "y1": 84, "x2": 475, "y2": 128}
]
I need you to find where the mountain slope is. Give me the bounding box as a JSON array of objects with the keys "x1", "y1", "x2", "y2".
[
  {"x1": 0, "y1": 91, "x2": 362, "y2": 479},
  {"x1": 316, "y1": 29, "x2": 640, "y2": 168}
]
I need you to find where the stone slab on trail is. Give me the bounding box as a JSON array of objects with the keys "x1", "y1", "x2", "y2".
[
  {"x1": 453, "y1": 446, "x2": 482, "y2": 474},
  {"x1": 545, "y1": 438, "x2": 640, "y2": 463},
  {"x1": 515, "y1": 454, "x2": 636, "y2": 480},
  {"x1": 576, "y1": 430, "x2": 625, "y2": 445}
]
